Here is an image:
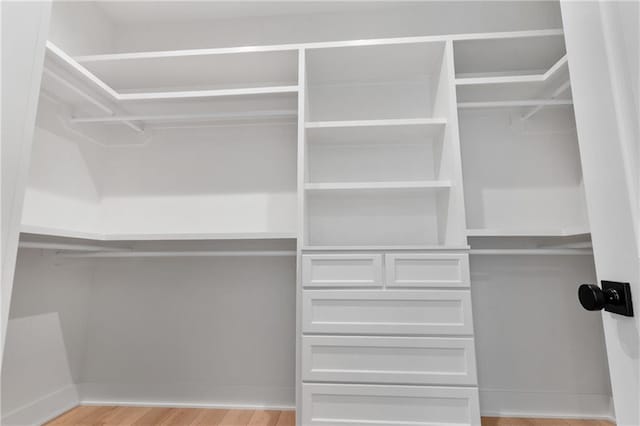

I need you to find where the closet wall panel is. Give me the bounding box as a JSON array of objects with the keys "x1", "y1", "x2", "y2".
[
  {"x1": 471, "y1": 255, "x2": 611, "y2": 418},
  {"x1": 79, "y1": 256, "x2": 296, "y2": 408}
]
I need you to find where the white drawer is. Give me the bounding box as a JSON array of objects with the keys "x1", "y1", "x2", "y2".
[
  {"x1": 302, "y1": 335, "x2": 477, "y2": 385},
  {"x1": 302, "y1": 383, "x2": 481, "y2": 426},
  {"x1": 302, "y1": 290, "x2": 473, "y2": 335},
  {"x1": 302, "y1": 254, "x2": 383, "y2": 288},
  {"x1": 385, "y1": 253, "x2": 470, "y2": 288}
]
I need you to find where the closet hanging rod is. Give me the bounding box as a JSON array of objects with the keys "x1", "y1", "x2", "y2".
[
  {"x1": 458, "y1": 100, "x2": 573, "y2": 109},
  {"x1": 19, "y1": 241, "x2": 131, "y2": 252},
  {"x1": 70, "y1": 110, "x2": 298, "y2": 124},
  {"x1": 469, "y1": 248, "x2": 592, "y2": 256},
  {"x1": 57, "y1": 250, "x2": 297, "y2": 258}
]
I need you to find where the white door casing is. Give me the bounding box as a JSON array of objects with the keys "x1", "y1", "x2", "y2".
[
  {"x1": 0, "y1": 0, "x2": 52, "y2": 367},
  {"x1": 561, "y1": 1, "x2": 640, "y2": 424}
]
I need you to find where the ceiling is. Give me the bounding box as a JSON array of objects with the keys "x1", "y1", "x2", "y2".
[{"x1": 95, "y1": 1, "x2": 414, "y2": 24}]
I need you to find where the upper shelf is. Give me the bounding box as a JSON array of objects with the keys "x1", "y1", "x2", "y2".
[
  {"x1": 467, "y1": 228, "x2": 590, "y2": 238},
  {"x1": 453, "y1": 32, "x2": 565, "y2": 78},
  {"x1": 21, "y1": 225, "x2": 297, "y2": 242},
  {"x1": 455, "y1": 54, "x2": 570, "y2": 103},
  {"x1": 78, "y1": 49, "x2": 298, "y2": 94}
]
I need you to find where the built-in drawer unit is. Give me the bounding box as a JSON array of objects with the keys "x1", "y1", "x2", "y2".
[
  {"x1": 302, "y1": 383, "x2": 481, "y2": 426},
  {"x1": 302, "y1": 335, "x2": 477, "y2": 385},
  {"x1": 302, "y1": 254, "x2": 383, "y2": 288},
  {"x1": 385, "y1": 253, "x2": 470, "y2": 288},
  {"x1": 302, "y1": 289, "x2": 473, "y2": 335}
]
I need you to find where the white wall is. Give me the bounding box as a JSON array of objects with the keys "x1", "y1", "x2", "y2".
[
  {"x1": 79, "y1": 256, "x2": 296, "y2": 408},
  {"x1": 48, "y1": 0, "x2": 115, "y2": 55},
  {"x1": 99, "y1": 124, "x2": 297, "y2": 237},
  {"x1": 471, "y1": 255, "x2": 612, "y2": 419},
  {"x1": 1, "y1": 250, "x2": 94, "y2": 425},
  {"x1": 21, "y1": 106, "x2": 105, "y2": 236}
]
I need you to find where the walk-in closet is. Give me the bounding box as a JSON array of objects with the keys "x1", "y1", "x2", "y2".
[{"x1": 3, "y1": 1, "x2": 639, "y2": 426}]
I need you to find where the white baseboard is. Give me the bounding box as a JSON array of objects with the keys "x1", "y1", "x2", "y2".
[
  {"x1": 480, "y1": 389, "x2": 615, "y2": 421},
  {"x1": 77, "y1": 382, "x2": 295, "y2": 411},
  {"x1": 1, "y1": 385, "x2": 79, "y2": 426}
]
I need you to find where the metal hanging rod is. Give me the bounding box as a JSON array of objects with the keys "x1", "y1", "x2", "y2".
[
  {"x1": 70, "y1": 110, "x2": 298, "y2": 125},
  {"x1": 19, "y1": 241, "x2": 131, "y2": 252},
  {"x1": 57, "y1": 250, "x2": 297, "y2": 258}
]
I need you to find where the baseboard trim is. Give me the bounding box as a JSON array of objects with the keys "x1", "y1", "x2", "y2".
[
  {"x1": 479, "y1": 389, "x2": 615, "y2": 422},
  {"x1": 80, "y1": 400, "x2": 295, "y2": 411},
  {"x1": 1, "y1": 385, "x2": 79, "y2": 426}
]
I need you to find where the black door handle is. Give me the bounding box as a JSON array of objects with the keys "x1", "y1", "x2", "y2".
[{"x1": 578, "y1": 281, "x2": 634, "y2": 317}]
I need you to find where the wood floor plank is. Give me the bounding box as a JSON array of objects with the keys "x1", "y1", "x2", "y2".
[
  {"x1": 47, "y1": 406, "x2": 111, "y2": 425},
  {"x1": 45, "y1": 407, "x2": 613, "y2": 426},
  {"x1": 157, "y1": 407, "x2": 203, "y2": 425},
  {"x1": 247, "y1": 410, "x2": 280, "y2": 426},
  {"x1": 274, "y1": 411, "x2": 295, "y2": 426},
  {"x1": 218, "y1": 409, "x2": 254, "y2": 426},
  {"x1": 131, "y1": 407, "x2": 176, "y2": 425},
  {"x1": 190, "y1": 409, "x2": 228, "y2": 426},
  {"x1": 102, "y1": 406, "x2": 153, "y2": 425}
]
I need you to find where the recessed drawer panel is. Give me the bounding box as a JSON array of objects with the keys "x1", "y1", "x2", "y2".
[
  {"x1": 302, "y1": 335, "x2": 477, "y2": 385},
  {"x1": 302, "y1": 383, "x2": 481, "y2": 426},
  {"x1": 385, "y1": 253, "x2": 470, "y2": 288},
  {"x1": 302, "y1": 254, "x2": 383, "y2": 288},
  {"x1": 302, "y1": 290, "x2": 473, "y2": 335}
]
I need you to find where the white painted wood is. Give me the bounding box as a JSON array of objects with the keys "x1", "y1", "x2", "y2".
[
  {"x1": 458, "y1": 100, "x2": 572, "y2": 109},
  {"x1": 453, "y1": 32, "x2": 565, "y2": 78},
  {"x1": 305, "y1": 181, "x2": 452, "y2": 191},
  {"x1": 561, "y1": 2, "x2": 640, "y2": 424},
  {"x1": 302, "y1": 383, "x2": 481, "y2": 426},
  {"x1": 303, "y1": 245, "x2": 470, "y2": 252},
  {"x1": 467, "y1": 228, "x2": 589, "y2": 237},
  {"x1": 305, "y1": 118, "x2": 447, "y2": 129},
  {"x1": 1, "y1": 0, "x2": 52, "y2": 365},
  {"x1": 79, "y1": 49, "x2": 298, "y2": 93},
  {"x1": 302, "y1": 254, "x2": 382, "y2": 288},
  {"x1": 302, "y1": 290, "x2": 473, "y2": 335},
  {"x1": 57, "y1": 250, "x2": 296, "y2": 258},
  {"x1": 385, "y1": 253, "x2": 470, "y2": 288},
  {"x1": 70, "y1": 110, "x2": 297, "y2": 124},
  {"x1": 116, "y1": 85, "x2": 298, "y2": 101},
  {"x1": 302, "y1": 335, "x2": 477, "y2": 385},
  {"x1": 73, "y1": 29, "x2": 564, "y2": 64}
]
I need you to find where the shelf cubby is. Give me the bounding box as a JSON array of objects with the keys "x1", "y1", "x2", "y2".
[
  {"x1": 305, "y1": 190, "x2": 452, "y2": 247},
  {"x1": 306, "y1": 41, "x2": 448, "y2": 121}
]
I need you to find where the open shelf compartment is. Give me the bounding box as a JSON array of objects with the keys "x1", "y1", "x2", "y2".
[{"x1": 305, "y1": 41, "x2": 448, "y2": 121}]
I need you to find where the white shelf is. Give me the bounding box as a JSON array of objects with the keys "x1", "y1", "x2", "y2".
[
  {"x1": 455, "y1": 55, "x2": 570, "y2": 103},
  {"x1": 467, "y1": 228, "x2": 590, "y2": 237},
  {"x1": 305, "y1": 180, "x2": 452, "y2": 191},
  {"x1": 303, "y1": 245, "x2": 470, "y2": 251},
  {"x1": 453, "y1": 32, "x2": 566, "y2": 77},
  {"x1": 305, "y1": 118, "x2": 446, "y2": 129},
  {"x1": 21, "y1": 225, "x2": 297, "y2": 242}
]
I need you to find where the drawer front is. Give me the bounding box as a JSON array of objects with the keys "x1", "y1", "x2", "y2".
[
  {"x1": 302, "y1": 383, "x2": 481, "y2": 426},
  {"x1": 302, "y1": 254, "x2": 383, "y2": 288},
  {"x1": 302, "y1": 290, "x2": 473, "y2": 335},
  {"x1": 302, "y1": 335, "x2": 477, "y2": 385},
  {"x1": 385, "y1": 253, "x2": 470, "y2": 288}
]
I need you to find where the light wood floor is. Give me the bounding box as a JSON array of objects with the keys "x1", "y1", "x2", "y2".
[{"x1": 45, "y1": 407, "x2": 615, "y2": 426}]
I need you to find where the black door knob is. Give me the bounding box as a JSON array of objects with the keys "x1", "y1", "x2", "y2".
[{"x1": 578, "y1": 284, "x2": 620, "y2": 311}]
